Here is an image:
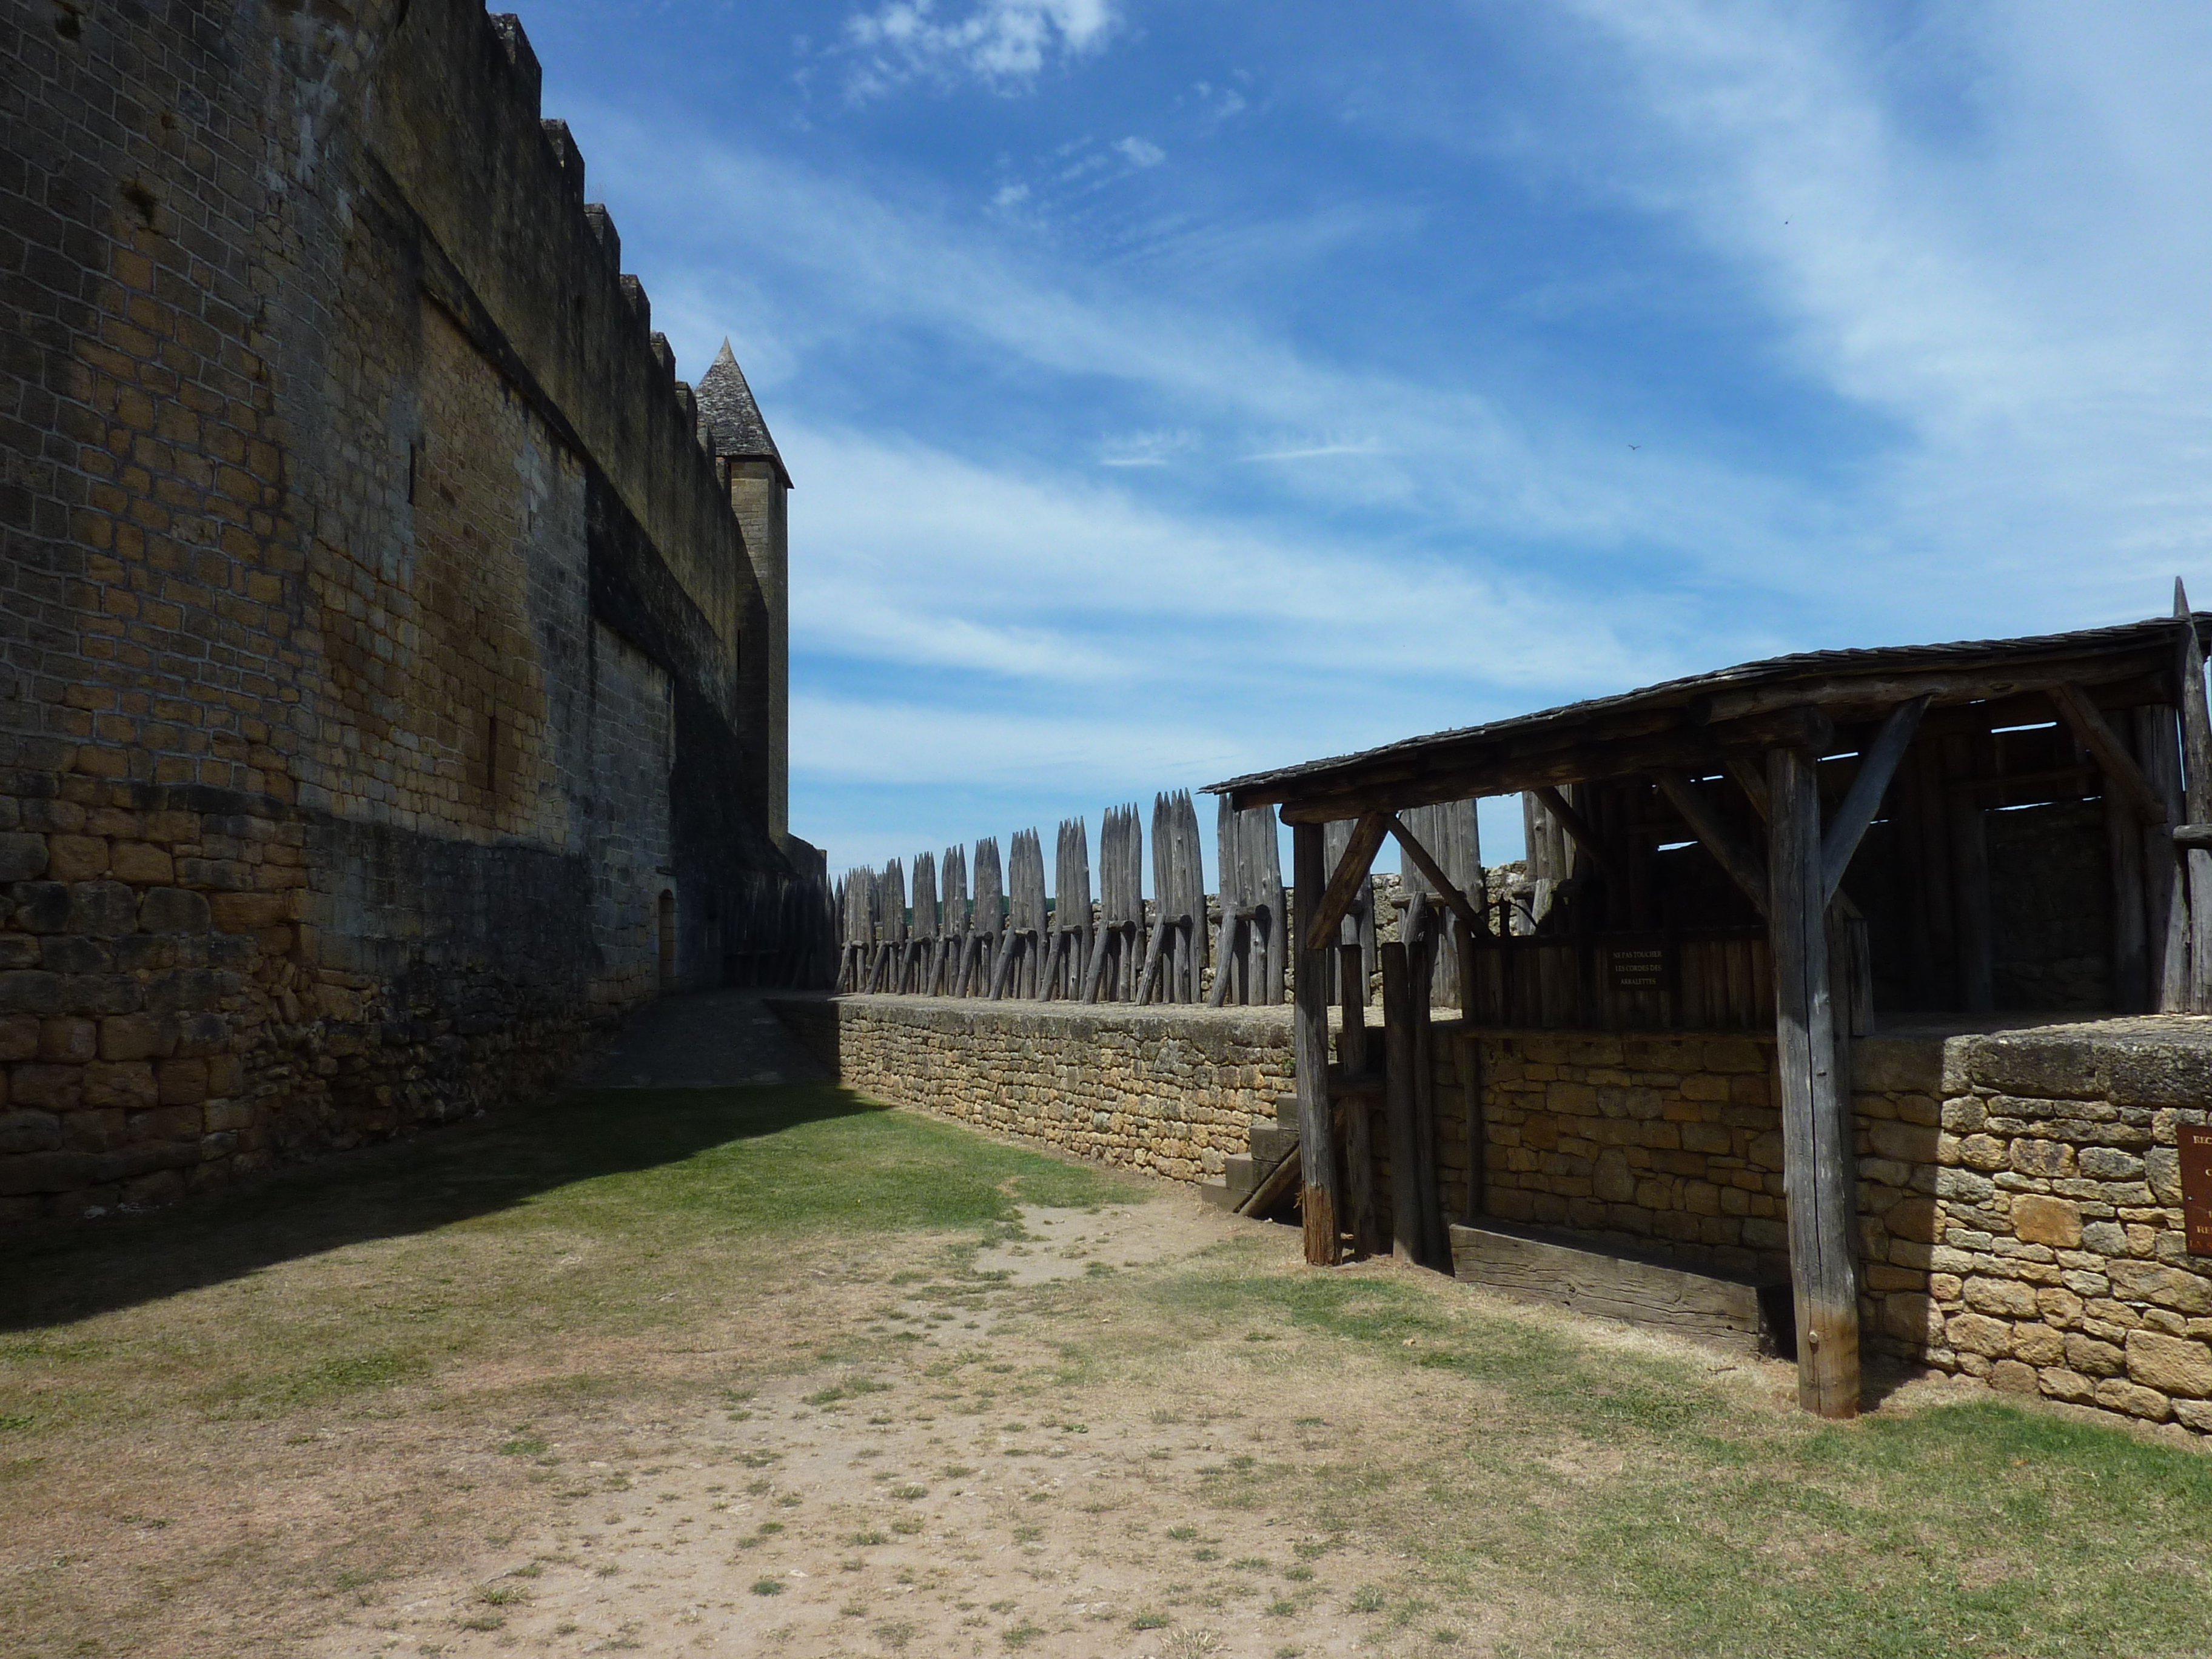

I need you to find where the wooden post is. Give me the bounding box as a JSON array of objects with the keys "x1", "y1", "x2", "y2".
[
  {"x1": 1346, "y1": 1087, "x2": 1379, "y2": 1258},
  {"x1": 1292, "y1": 821, "x2": 1340, "y2": 1265},
  {"x1": 1380, "y1": 940, "x2": 1421, "y2": 1265},
  {"x1": 1768, "y1": 744, "x2": 1860, "y2": 1419},
  {"x1": 1410, "y1": 928, "x2": 1446, "y2": 1267},
  {"x1": 1338, "y1": 943, "x2": 1369, "y2": 1076},
  {"x1": 2140, "y1": 706, "x2": 2189, "y2": 1010},
  {"x1": 1458, "y1": 1030, "x2": 1484, "y2": 1224},
  {"x1": 1948, "y1": 734, "x2": 1994, "y2": 1014},
  {"x1": 2108, "y1": 784, "x2": 2150, "y2": 1013},
  {"x1": 2176, "y1": 594, "x2": 2212, "y2": 1012}
]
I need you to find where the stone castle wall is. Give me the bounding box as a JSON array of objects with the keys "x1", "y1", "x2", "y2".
[
  {"x1": 785, "y1": 995, "x2": 2212, "y2": 1433},
  {"x1": 2, "y1": 1, "x2": 820, "y2": 1223}
]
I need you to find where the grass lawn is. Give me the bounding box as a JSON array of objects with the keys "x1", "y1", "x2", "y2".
[{"x1": 2, "y1": 1082, "x2": 2208, "y2": 1658}]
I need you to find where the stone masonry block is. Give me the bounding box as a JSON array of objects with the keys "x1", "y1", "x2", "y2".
[
  {"x1": 1963, "y1": 1277, "x2": 2040, "y2": 1318},
  {"x1": 2093, "y1": 1378, "x2": 2171, "y2": 1421},
  {"x1": 2107, "y1": 1259, "x2": 2212, "y2": 1315},
  {"x1": 0, "y1": 833, "x2": 48, "y2": 883},
  {"x1": 45, "y1": 835, "x2": 109, "y2": 882},
  {"x1": 2127, "y1": 1330, "x2": 2212, "y2": 1398},
  {"x1": 82, "y1": 1061, "x2": 158, "y2": 1112},
  {"x1": 2010, "y1": 1195, "x2": 2082, "y2": 1248}
]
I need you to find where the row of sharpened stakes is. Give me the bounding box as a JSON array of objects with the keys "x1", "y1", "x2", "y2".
[{"x1": 833, "y1": 791, "x2": 1291, "y2": 1007}]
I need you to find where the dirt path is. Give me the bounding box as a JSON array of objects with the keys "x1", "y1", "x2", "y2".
[{"x1": 307, "y1": 1198, "x2": 1443, "y2": 1659}]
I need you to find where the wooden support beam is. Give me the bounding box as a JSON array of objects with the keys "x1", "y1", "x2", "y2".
[
  {"x1": 1685, "y1": 647, "x2": 2174, "y2": 726},
  {"x1": 1651, "y1": 772, "x2": 1771, "y2": 919},
  {"x1": 1408, "y1": 929, "x2": 1446, "y2": 1267},
  {"x1": 1530, "y1": 785, "x2": 1626, "y2": 886},
  {"x1": 1337, "y1": 943, "x2": 1369, "y2": 1076},
  {"x1": 2051, "y1": 683, "x2": 2170, "y2": 826},
  {"x1": 2180, "y1": 584, "x2": 2212, "y2": 823},
  {"x1": 1768, "y1": 744, "x2": 1860, "y2": 1420},
  {"x1": 1457, "y1": 1031, "x2": 1484, "y2": 1225},
  {"x1": 1726, "y1": 756, "x2": 1771, "y2": 820},
  {"x1": 1380, "y1": 940, "x2": 1421, "y2": 1267},
  {"x1": 1304, "y1": 811, "x2": 1390, "y2": 952},
  {"x1": 2176, "y1": 586, "x2": 2212, "y2": 1014},
  {"x1": 1820, "y1": 694, "x2": 1929, "y2": 904},
  {"x1": 1386, "y1": 816, "x2": 1487, "y2": 940},
  {"x1": 2140, "y1": 707, "x2": 2190, "y2": 1011},
  {"x1": 1272, "y1": 705, "x2": 1835, "y2": 822},
  {"x1": 1292, "y1": 822, "x2": 1341, "y2": 1265},
  {"x1": 2109, "y1": 789, "x2": 2148, "y2": 1013}
]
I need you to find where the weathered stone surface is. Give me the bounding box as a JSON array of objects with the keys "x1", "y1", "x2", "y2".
[
  {"x1": 1945, "y1": 1312, "x2": 2013, "y2": 1358},
  {"x1": 2108, "y1": 1260, "x2": 2212, "y2": 1315},
  {"x1": 2126, "y1": 1332, "x2": 2212, "y2": 1398},
  {"x1": 2011, "y1": 1195, "x2": 2082, "y2": 1248},
  {"x1": 0, "y1": 0, "x2": 818, "y2": 1227},
  {"x1": 2095, "y1": 1378, "x2": 2173, "y2": 1420},
  {"x1": 1963, "y1": 1277, "x2": 2040, "y2": 1318},
  {"x1": 0, "y1": 835, "x2": 47, "y2": 884}
]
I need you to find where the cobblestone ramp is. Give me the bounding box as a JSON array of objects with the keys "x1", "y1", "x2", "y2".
[{"x1": 585, "y1": 989, "x2": 826, "y2": 1088}]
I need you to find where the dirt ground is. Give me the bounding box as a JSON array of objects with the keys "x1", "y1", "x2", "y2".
[
  {"x1": 293, "y1": 1188, "x2": 1844, "y2": 1659},
  {"x1": 12, "y1": 1079, "x2": 2211, "y2": 1659},
  {"x1": 305, "y1": 1197, "x2": 1421, "y2": 1658}
]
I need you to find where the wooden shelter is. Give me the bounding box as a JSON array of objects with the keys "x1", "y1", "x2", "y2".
[{"x1": 1211, "y1": 597, "x2": 2212, "y2": 1418}]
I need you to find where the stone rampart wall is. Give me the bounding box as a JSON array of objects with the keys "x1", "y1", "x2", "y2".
[{"x1": 1, "y1": 1, "x2": 816, "y2": 1224}]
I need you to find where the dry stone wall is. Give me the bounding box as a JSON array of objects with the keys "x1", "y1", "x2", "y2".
[
  {"x1": 1897, "y1": 1021, "x2": 2212, "y2": 1431},
  {"x1": 774, "y1": 995, "x2": 1295, "y2": 1182}
]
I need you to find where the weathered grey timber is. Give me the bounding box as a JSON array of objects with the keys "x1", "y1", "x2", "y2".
[
  {"x1": 1292, "y1": 820, "x2": 1339, "y2": 1264},
  {"x1": 908, "y1": 850, "x2": 939, "y2": 994},
  {"x1": 1449, "y1": 1222, "x2": 1783, "y2": 1356},
  {"x1": 1380, "y1": 941, "x2": 1421, "y2": 1264},
  {"x1": 1139, "y1": 791, "x2": 1207, "y2": 1004},
  {"x1": 1320, "y1": 816, "x2": 1383, "y2": 1007},
  {"x1": 960, "y1": 837, "x2": 1004, "y2": 997},
  {"x1": 1049, "y1": 816, "x2": 1093, "y2": 1000},
  {"x1": 933, "y1": 843, "x2": 968, "y2": 996},
  {"x1": 991, "y1": 828, "x2": 1047, "y2": 999},
  {"x1": 1768, "y1": 744, "x2": 1858, "y2": 1417},
  {"x1": 1084, "y1": 804, "x2": 1143, "y2": 1002}
]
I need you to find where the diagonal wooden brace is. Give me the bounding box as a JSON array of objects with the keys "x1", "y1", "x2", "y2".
[
  {"x1": 1386, "y1": 816, "x2": 1488, "y2": 939},
  {"x1": 1302, "y1": 811, "x2": 1390, "y2": 952},
  {"x1": 1819, "y1": 694, "x2": 1929, "y2": 904}
]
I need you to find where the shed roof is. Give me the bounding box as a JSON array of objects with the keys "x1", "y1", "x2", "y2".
[{"x1": 1212, "y1": 614, "x2": 2209, "y2": 821}]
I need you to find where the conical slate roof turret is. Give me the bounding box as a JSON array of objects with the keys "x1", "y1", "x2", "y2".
[{"x1": 696, "y1": 340, "x2": 791, "y2": 488}]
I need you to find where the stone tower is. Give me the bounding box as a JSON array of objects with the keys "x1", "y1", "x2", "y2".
[{"x1": 696, "y1": 342, "x2": 793, "y2": 846}]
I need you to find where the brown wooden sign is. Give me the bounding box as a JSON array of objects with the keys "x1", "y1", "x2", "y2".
[{"x1": 2182, "y1": 1125, "x2": 2212, "y2": 1258}]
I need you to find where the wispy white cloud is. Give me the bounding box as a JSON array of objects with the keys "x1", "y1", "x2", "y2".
[
  {"x1": 1113, "y1": 135, "x2": 1165, "y2": 167},
  {"x1": 1539, "y1": 0, "x2": 2212, "y2": 620},
  {"x1": 842, "y1": 0, "x2": 1118, "y2": 98},
  {"x1": 1096, "y1": 428, "x2": 1194, "y2": 467},
  {"x1": 1238, "y1": 438, "x2": 1384, "y2": 463}
]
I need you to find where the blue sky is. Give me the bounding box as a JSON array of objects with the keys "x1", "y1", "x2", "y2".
[{"x1": 516, "y1": 0, "x2": 2212, "y2": 880}]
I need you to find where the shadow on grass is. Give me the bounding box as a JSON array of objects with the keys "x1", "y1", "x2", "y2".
[{"x1": 0, "y1": 1082, "x2": 888, "y2": 1335}]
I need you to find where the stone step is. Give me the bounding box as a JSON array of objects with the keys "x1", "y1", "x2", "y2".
[
  {"x1": 1247, "y1": 1124, "x2": 1299, "y2": 1165},
  {"x1": 1199, "y1": 1174, "x2": 1241, "y2": 1210}
]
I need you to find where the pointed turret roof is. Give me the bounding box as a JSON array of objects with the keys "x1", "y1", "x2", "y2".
[{"x1": 695, "y1": 340, "x2": 791, "y2": 488}]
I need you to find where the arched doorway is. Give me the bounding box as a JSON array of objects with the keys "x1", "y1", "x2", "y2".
[{"x1": 658, "y1": 890, "x2": 676, "y2": 991}]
